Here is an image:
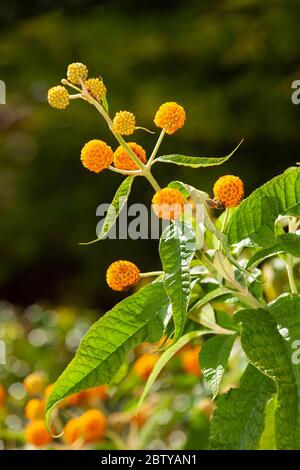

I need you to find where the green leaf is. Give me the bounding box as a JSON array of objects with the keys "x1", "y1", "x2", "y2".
[
  {"x1": 247, "y1": 233, "x2": 300, "y2": 268},
  {"x1": 138, "y1": 329, "x2": 210, "y2": 409},
  {"x1": 209, "y1": 364, "x2": 275, "y2": 450},
  {"x1": 102, "y1": 93, "x2": 109, "y2": 113},
  {"x1": 200, "y1": 334, "x2": 236, "y2": 399},
  {"x1": 236, "y1": 294, "x2": 300, "y2": 450},
  {"x1": 167, "y1": 181, "x2": 190, "y2": 199},
  {"x1": 226, "y1": 168, "x2": 300, "y2": 247},
  {"x1": 189, "y1": 287, "x2": 233, "y2": 316},
  {"x1": 278, "y1": 233, "x2": 300, "y2": 257},
  {"x1": 155, "y1": 140, "x2": 243, "y2": 168},
  {"x1": 46, "y1": 281, "x2": 170, "y2": 427},
  {"x1": 80, "y1": 176, "x2": 134, "y2": 245},
  {"x1": 215, "y1": 310, "x2": 240, "y2": 332},
  {"x1": 159, "y1": 221, "x2": 196, "y2": 342},
  {"x1": 259, "y1": 396, "x2": 276, "y2": 450}
]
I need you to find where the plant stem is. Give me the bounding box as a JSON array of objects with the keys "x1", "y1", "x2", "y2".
[
  {"x1": 188, "y1": 313, "x2": 234, "y2": 335},
  {"x1": 286, "y1": 217, "x2": 298, "y2": 294},
  {"x1": 195, "y1": 250, "x2": 217, "y2": 274},
  {"x1": 69, "y1": 93, "x2": 82, "y2": 100},
  {"x1": 80, "y1": 82, "x2": 161, "y2": 192},
  {"x1": 217, "y1": 208, "x2": 230, "y2": 249},
  {"x1": 140, "y1": 271, "x2": 164, "y2": 278},
  {"x1": 286, "y1": 257, "x2": 298, "y2": 294},
  {"x1": 235, "y1": 291, "x2": 263, "y2": 309},
  {"x1": 148, "y1": 129, "x2": 166, "y2": 166},
  {"x1": 108, "y1": 165, "x2": 141, "y2": 176}
]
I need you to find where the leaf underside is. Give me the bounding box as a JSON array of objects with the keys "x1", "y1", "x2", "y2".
[
  {"x1": 155, "y1": 140, "x2": 243, "y2": 168},
  {"x1": 80, "y1": 176, "x2": 134, "y2": 245}
]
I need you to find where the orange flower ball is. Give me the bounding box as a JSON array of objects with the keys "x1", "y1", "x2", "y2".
[
  {"x1": 81, "y1": 409, "x2": 106, "y2": 443},
  {"x1": 64, "y1": 417, "x2": 83, "y2": 445},
  {"x1": 0, "y1": 385, "x2": 6, "y2": 406},
  {"x1": 80, "y1": 139, "x2": 114, "y2": 173},
  {"x1": 133, "y1": 354, "x2": 158, "y2": 380},
  {"x1": 152, "y1": 187, "x2": 185, "y2": 220},
  {"x1": 213, "y1": 175, "x2": 244, "y2": 208},
  {"x1": 23, "y1": 372, "x2": 46, "y2": 396},
  {"x1": 113, "y1": 142, "x2": 146, "y2": 171},
  {"x1": 154, "y1": 102, "x2": 186, "y2": 134},
  {"x1": 25, "y1": 420, "x2": 52, "y2": 447},
  {"x1": 106, "y1": 260, "x2": 140, "y2": 292},
  {"x1": 181, "y1": 346, "x2": 202, "y2": 377},
  {"x1": 25, "y1": 399, "x2": 45, "y2": 421}
]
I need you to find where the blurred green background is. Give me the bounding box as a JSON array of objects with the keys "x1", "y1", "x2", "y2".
[{"x1": 1, "y1": 0, "x2": 300, "y2": 311}]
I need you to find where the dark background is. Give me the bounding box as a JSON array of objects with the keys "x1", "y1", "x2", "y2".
[{"x1": 0, "y1": 0, "x2": 299, "y2": 311}]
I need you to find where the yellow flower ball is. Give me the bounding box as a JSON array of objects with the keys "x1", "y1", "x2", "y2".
[
  {"x1": 24, "y1": 420, "x2": 52, "y2": 447},
  {"x1": 23, "y1": 372, "x2": 46, "y2": 396},
  {"x1": 25, "y1": 399, "x2": 45, "y2": 421},
  {"x1": 81, "y1": 409, "x2": 106, "y2": 443},
  {"x1": 0, "y1": 385, "x2": 6, "y2": 406},
  {"x1": 81, "y1": 139, "x2": 114, "y2": 173},
  {"x1": 47, "y1": 86, "x2": 69, "y2": 109},
  {"x1": 84, "y1": 78, "x2": 106, "y2": 101},
  {"x1": 213, "y1": 175, "x2": 244, "y2": 208},
  {"x1": 152, "y1": 187, "x2": 185, "y2": 220},
  {"x1": 43, "y1": 384, "x2": 54, "y2": 403},
  {"x1": 64, "y1": 417, "x2": 83, "y2": 444},
  {"x1": 113, "y1": 142, "x2": 146, "y2": 171},
  {"x1": 112, "y1": 111, "x2": 136, "y2": 135},
  {"x1": 67, "y1": 62, "x2": 88, "y2": 84},
  {"x1": 181, "y1": 346, "x2": 202, "y2": 377},
  {"x1": 106, "y1": 260, "x2": 140, "y2": 292},
  {"x1": 84, "y1": 385, "x2": 108, "y2": 402},
  {"x1": 133, "y1": 354, "x2": 158, "y2": 380},
  {"x1": 154, "y1": 102, "x2": 186, "y2": 134}
]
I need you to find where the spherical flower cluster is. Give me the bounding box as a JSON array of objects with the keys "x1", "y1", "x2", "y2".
[
  {"x1": 84, "y1": 78, "x2": 106, "y2": 101},
  {"x1": 81, "y1": 139, "x2": 114, "y2": 173},
  {"x1": 25, "y1": 420, "x2": 52, "y2": 447},
  {"x1": 106, "y1": 260, "x2": 140, "y2": 292},
  {"x1": 67, "y1": 62, "x2": 88, "y2": 84},
  {"x1": 48, "y1": 86, "x2": 69, "y2": 109},
  {"x1": 112, "y1": 111, "x2": 136, "y2": 135},
  {"x1": 82, "y1": 409, "x2": 106, "y2": 442},
  {"x1": 0, "y1": 385, "x2": 6, "y2": 406},
  {"x1": 133, "y1": 354, "x2": 158, "y2": 380},
  {"x1": 154, "y1": 102, "x2": 186, "y2": 134},
  {"x1": 64, "y1": 409, "x2": 106, "y2": 445},
  {"x1": 64, "y1": 417, "x2": 83, "y2": 444},
  {"x1": 213, "y1": 175, "x2": 244, "y2": 208},
  {"x1": 25, "y1": 399, "x2": 45, "y2": 421},
  {"x1": 181, "y1": 346, "x2": 202, "y2": 377},
  {"x1": 44, "y1": 383, "x2": 54, "y2": 402},
  {"x1": 152, "y1": 187, "x2": 185, "y2": 220},
  {"x1": 23, "y1": 372, "x2": 45, "y2": 396},
  {"x1": 113, "y1": 142, "x2": 147, "y2": 171}
]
